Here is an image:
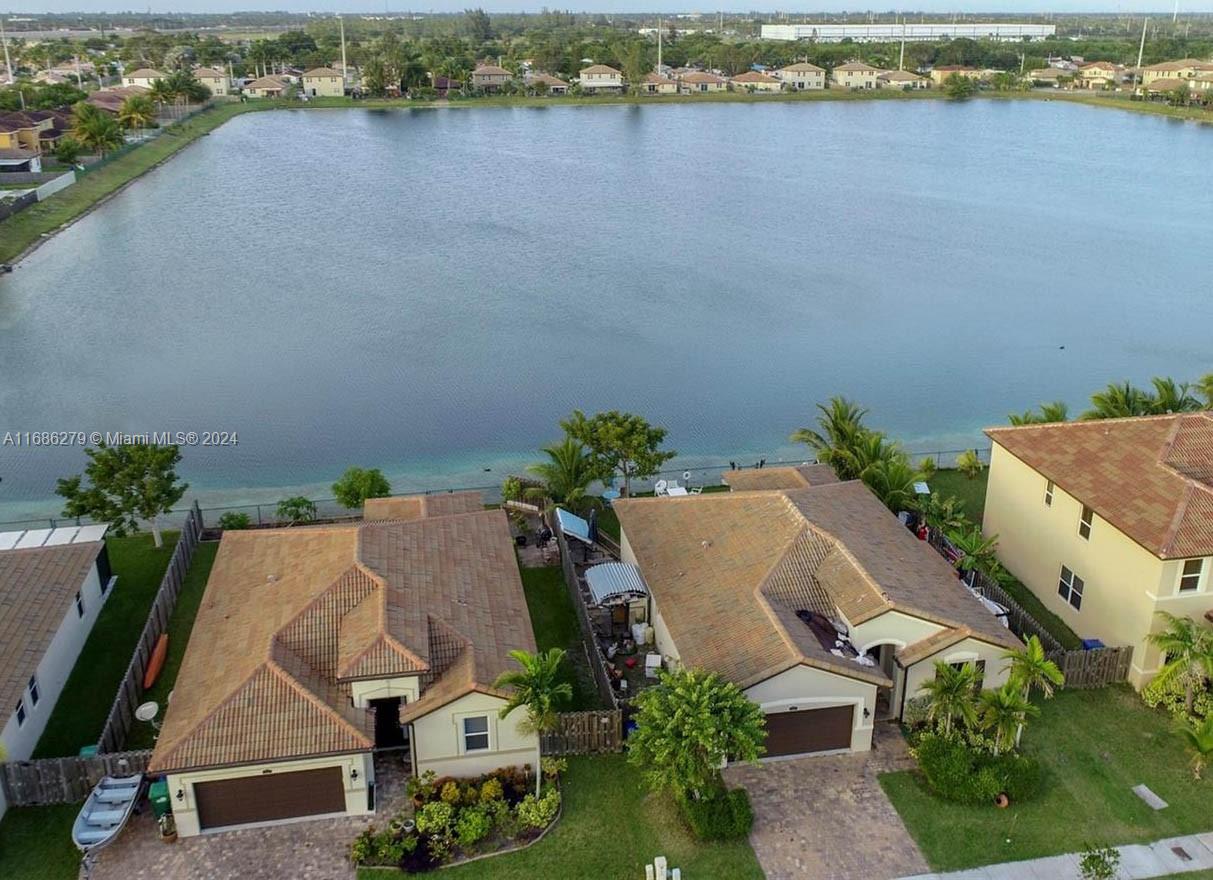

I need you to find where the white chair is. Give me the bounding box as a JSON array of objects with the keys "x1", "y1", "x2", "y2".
[{"x1": 654, "y1": 479, "x2": 668, "y2": 496}]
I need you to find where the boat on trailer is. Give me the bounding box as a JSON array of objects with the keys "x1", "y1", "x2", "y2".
[{"x1": 72, "y1": 774, "x2": 143, "y2": 852}]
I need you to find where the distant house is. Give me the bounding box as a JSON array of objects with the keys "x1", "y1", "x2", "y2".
[
  {"x1": 194, "y1": 66, "x2": 230, "y2": 97},
  {"x1": 679, "y1": 71, "x2": 727, "y2": 94},
  {"x1": 832, "y1": 61, "x2": 881, "y2": 90},
  {"x1": 0, "y1": 113, "x2": 45, "y2": 172},
  {"x1": 641, "y1": 72, "x2": 677, "y2": 95},
  {"x1": 1143, "y1": 77, "x2": 1192, "y2": 99},
  {"x1": 471, "y1": 64, "x2": 512, "y2": 92},
  {"x1": 1029, "y1": 67, "x2": 1072, "y2": 87},
  {"x1": 21, "y1": 109, "x2": 72, "y2": 150},
  {"x1": 245, "y1": 75, "x2": 290, "y2": 98},
  {"x1": 579, "y1": 64, "x2": 624, "y2": 94},
  {"x1": 0, "y1": 525, "x2": 113, "y2": 820},
  {"x1": 85, "y1": 85, "x2": 148, "y2": 115},
  {"x1": 775, "y1": 62, "x2": 826, "y2": 91},
  {"x1": 123, "y1": 67, "x2": 163, "y2": 89},
  {"x1": 1077, "y1": 60, "x2": 1120, "y2": 89},
  {"x1": 148, "y1": 493, "x2": 540, "y2": 838},
  {"x1": 431, "y1": 75, "x2": 462, "y2": 98},
  {"x1": 929, "y1": 65, "x2": 982, "y2": 85},
  {"x1": 527, "y1": 72, "x2": 568, "y2": 95},
  {"x1": 877, "y1": 69, "x2": 928, "y2": 90},
  {"x1": 302, "y1": 67, "x2": 344, "y2": 98},
  {"x1": 730, "y1": 70, "x2": 782, "y2": 92},
  {"x1": 1140, "y1": 58, "x2": 1213, "y2": 85}
]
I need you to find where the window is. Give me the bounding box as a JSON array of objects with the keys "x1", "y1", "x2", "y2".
[
  {"x1": 1058, "y1": 565, "x2": 1085, "y2": 610},
  {"x1": 462, "y1": 716, "x2": 490, "y2": 752},
  {"x1": 15, "y1": 699, "x2": 25, "y2": 727},
  {"x1": 28, "y1": 675, "x2": 39, "y2": 707},
  {"x1": 75, "y1": 591, "x2": 85, "y2": 618},
  {"x1": 1179, "y1": 559, "x2": 1204, "y2": 593},
  {"x1": 1044, "y1": 480, "x2": 1054, "y2": 506},
  {"x1": 1078, "y1": 505, "x2": 1094, "y2": 540},
  {"x1": 949, "y1": 659, "x2": 986, "y2": 691}
]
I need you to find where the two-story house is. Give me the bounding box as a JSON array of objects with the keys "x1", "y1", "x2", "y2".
[
  {"x1": 775, "y1": 62, "x2": 826, "y2": 91},
  {"x1": 470, "y1": 64, "x2": 512, "y2": 92},
  {"x1": 123, "y1": 67, "x2": 164, "y2": 89},
  {"x1": 984, "y1": 414, "x2": 1213, "y2": 689},
  {"x1": 831, "y1": 61, "x2": 881, "y2": 90},
  {"x1": 302, "y1": 67, "x2": 345, "y2": 98},
  {"x1": 578, "y1": 64, "x2": 624, "y2": 94},
  {"x1": 1141, "y1": 58, "x2": 1213, "y2": 86},
  {"x1": 1078, "y1": 61, "x2": 1120, "y2": 89},
  {"x1": 194, "y1": 67, "x2": 230, "y2": 96}
]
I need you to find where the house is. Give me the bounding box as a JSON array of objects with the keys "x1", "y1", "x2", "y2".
[
  {"x1": 878, "y1": 69, "x2": 928, "y2": 90},
  {"x1": 579, "y1": 64, "x2": 624, "y2": 94},
  {"x1": 721, "y1": 463, "x2": 841, "y2": 492},
  {"x1": 0, "y1": 525, "x2": 113, "y2": 819},
  {"x1": 148, "y1": 492, "x2": 539, "y2": 837},
  {"x1": 1143, "y1": 78, "x2": 1192, "y2": 98},
  {"x1": 1077, "y1": 60, "x2": 1120, "y2": 89},
  {"x1": 302, "y1": 67, "x2": 344, "y2": 98},
  {"x1": 85, "y1": 86, "x2": 148, "y2": 115},
  {"x1": 929, "y1": 65, "x2": 982, "y2": 85},
  {"x1": 123, "y1": 67, "x2": 163, "y2": 89},
  {"x1": 679, "y1": 71, "x2": 728, "y2": 94},
  {"x1": 470, "y1": 64, "x2": 512, "y2": 92},
  {"x1": 640, "y1": 72, "x2": 677, "y2": 95},
  {"x1": 244, "y1": 75, "x2": 291, "y2": 98},
  {"x1": 529, "y1": 72, "x2": 569, "y2": 95},
  {"x1": 613, "y1": 478, "x2": 1020, "y2": 760},
  {"x1": 1141, "y1": 58, "x2": 1213, "y2": 85},
  {"x1": 20, "y1": 110, "x2": 72, "y2": 150},
  {"x1": 730, "y1": 70, "x2": 782, "y2": 92},
  {"x1": 832, "y1": 61, "x2": 881, "y2": 90},
  {"x1": 1029, "y1": 67, "x2": 1072, "y2": 87},
  {"x1": 775, "y1": 62, "x2": 826, "y2": 91},
  {"x1": 983, "y1": 414, "x2": 1213, "y2": 689},
  {"x1": 193, "y1": 67, "x2": 229, "y2": 97},
  {"x1": 0, "y1": 113, "x2": 44, "y2": 172}
]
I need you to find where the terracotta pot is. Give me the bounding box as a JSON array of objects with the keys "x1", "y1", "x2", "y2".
[
  {"x1": 994, "y1": 793, "x2": 1010, "y2": 809},
  {"x1": 161, "y1": 830, "x2": 178, "y2": 844}
]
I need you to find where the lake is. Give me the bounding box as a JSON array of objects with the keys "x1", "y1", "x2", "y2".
[{"x1": 1, "y1": 99, "x2": 1211, "y2": 521}]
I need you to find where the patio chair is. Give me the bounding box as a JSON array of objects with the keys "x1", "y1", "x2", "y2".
[{"x1": 654, "y1": 480, "x2": 668, "y2": 495}]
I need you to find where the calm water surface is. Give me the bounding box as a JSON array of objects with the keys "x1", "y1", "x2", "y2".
[{"x1": 1, "y1": 100, "x2": 1211, "y2": 517}]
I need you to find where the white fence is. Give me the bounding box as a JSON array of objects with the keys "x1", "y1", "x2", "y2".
[{"x1": 35, "y1": 170, "x2": 76, "y2": 201}]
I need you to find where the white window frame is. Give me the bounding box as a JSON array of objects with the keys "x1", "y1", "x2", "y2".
[
  {"x1": 1179, "y1": 558, "x2": 1204, "y2": 593},
  {"x1": 1044, "y1": 479, "x2": 1054, "y2": 506},
  {"x1": 75, "y1": 590, "x2": 85, "y2": 618},
  {"x1": 459, "y1": 714, "x2": 492, "y2": 754},
  {"x1": 28, "y1": 674, "x2": 39, "y2": 707},
  {"x1": 1078, "y1": 505, "x2": 1094, "y2": 540},
  {"x1": 1058, "y1": 565, "x2": 1085, "y2": 611},
  {"x1": 15, "y1": 699, "x2": 26, "y2": 727}
]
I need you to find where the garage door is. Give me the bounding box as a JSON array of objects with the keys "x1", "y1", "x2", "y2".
[
  {"x1": 764, "y1": 705, "x2": 853, "y2": 757},
  {"x1": 195, "y1": 766, "x2": 346, "y2": 830}
]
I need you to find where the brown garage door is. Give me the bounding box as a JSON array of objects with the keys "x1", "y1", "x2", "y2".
[
  {"x1": 764, "y1": 705, "x2": 853, "y2": 757},
  {"x1": 195, "y1": 766, "x2": 346, "y2": 830}
]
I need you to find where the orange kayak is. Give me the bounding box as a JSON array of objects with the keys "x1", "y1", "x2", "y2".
[{"x1": 143, "y1": 634, "x2": 168, "y2": 690}]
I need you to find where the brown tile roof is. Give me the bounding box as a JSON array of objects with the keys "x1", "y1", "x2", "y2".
[
  {"x1": 580, "y1": 64, "x2": 621, "y2": 75},
  {"x1": 615, "y1": 482, "x2": 1017, "y2": 690},
  {"x1": 723, "y1": 464, "x2": 840, "y2": 492},
  {"x1": 731, "y1": 71, "x2": 780, "y2": 84},
  {"x1": 834, "y1": 61, "x2": 880, "y2": 72},
  {"x1": 363, "y1": 490, "x2": 484, "y2": 521},
  {"x1": 1145, "y1": 78, "x2": 1190, "y2": 91},
  {"x1": 193, "y1": 67, "x2": 226, "y2": 79},
  {"x1": 531, "y1": 72, "x2": 569, "y2": 86},
  {"x1": 472, "y1": 64, "x2": 511, "y2": 76},
  {"x1": 680, "y1": 71, "x2": 726, "y2": 84},
  {"x1": 150, "y1": 506, "x2": 534, "y2": 773},
  {"x1": 1144, "y1": 58, "x2": 1213, "y2": 71},
  {"x1": 303, "y1": 67, "x2": 342, "y2": 78},
  {"x1": 1080, "y1": 61, "x2": 1117, "y2": 70},
  {"x1": 778, "y1": 62, "x2": 825, "y2": 73},
  {"x1": 124, "y1": 68, "x2": 163, "y2": 79},
  {"x1": 986, "y1": 413, "x2": 1213, "y2": 559},
  {"x1": 246, "y1": 75, "x2": 289, "y2": 90},
  {"x1": 879, "y1": 70, "x2": 924, "y2": 81},
  {"x1": 0, "y1": 543, "x2": 104, "y2": 727},
  {"x1": 643, "y1": 72, "x2": 676, "y2": 84}
]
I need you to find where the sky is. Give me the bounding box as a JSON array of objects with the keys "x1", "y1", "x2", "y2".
[{"x1": 5, "y1": 2, "x2": 1212, "y2": 16}]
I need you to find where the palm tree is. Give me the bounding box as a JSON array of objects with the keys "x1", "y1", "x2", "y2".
[
  {"x1": 790, "y1": 397, "x2": 869, "y2": 480},
  {"x1": 1082, "y1": 381, "x2": 1154, "y2": 420},
  {"x1": 1008, "y1": 401, "x2": 1069, "y2": 425},
  {"x1": 1147, "y1": 612, "x2": 1213, "y2": 716},
  {"x1": 1004, "y1": 635, "x2": 1065, "y2": 701},
  {"x1": 955, "y1": 449, "x2": 984, "y2": 479},
  {"x1": 947, "y1": 525, "x2": 1002, "y2": 583},
  {"x1": 147, "y1": 78, "x2": 173, "y2": 110},
  {"x1": 71, "y1": 102, "x2": 123, "y2": 157},
  {"x1": 1173, "y1": 715, "x2": 1213, "y2": 780},
  {"x1": 979, "y1": 683, "x2": 1039, "y2": 755},
  {"x1": 861, "y1": 454, "x2": 923, "y2": 513},
  {"x1": 1194, "y1": 373, "x2": 1213, "y2": 410},
  {"x1": 117, "y1": 94, "x2": 156, "y2": 136},
  {"x1": 916, "y1": 492, "x2": 967, "y2": 533},
  {"x1": 494, "y1": 648, "x2": 574, "y2": 796},
  {"x1": 1149, "y1": 377, "x2": 1201, "y2": 413},
  {"x1": 921, "y1": 661, "x2": 980, "y2": 737},
  {"x1": 526, "y1": 437, "x2": 595, "y2": 514}
]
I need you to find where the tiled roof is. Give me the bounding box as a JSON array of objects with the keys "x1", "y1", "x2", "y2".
[
  {"x1": 723, "y1": 464, "x2": 840, "y2": 492},
  {"x1": 1144, "y1": 58, "x2": 1213, "y2": 71},
  {"x1": 0, "y1": 543, "x2": 103, "y2": 727},
  {"x1": 880, "y1": 70, "x2": 923, "y2": 81},
  {"x1": 531, "y1": 72, "x2": 569, "y2": 86},
  {"x1": 779, "y1": 62, "x2": 825, "y2": 73},
  {"x1": 303, "y1": 67, "x2": 342, "y2": 78},
  {"x1": 643, "y1": 72, "x2": 675, "y2": 84},
  {"x1": 986, "y1": 413, "x2": 1213, "y2": 559},
  {"x1": 246, "y1": 75, "x2": 289, "y2": 90},
  {"x1": 124, "y1": 68, "x2": 163, "y2": 79},
  {"x1": 731, "y1": 71, "x2": 780, "y2": 83},
  {"x1": 150, "y1": 503, "x2": 534, "y2": 773},
  {"x1": 193, "y1": 67, "x2": 226, "y2": 79},
  {"x1": 614, "y1": 482, "x2": 1017, "y2": 691},
  {"x1": 835, "y1": 62, "x2": 879, "y2": 72},
  {"x1": 580, "y1": 64, "x2": 621, "y2": 75},
  {"x1": 680, "y1": 71, "x2": 726, "y2": 84},
  {"x1": 1145, "y1": 78, "x2": 1190, "y2": 91},
  {"x1": 472, "y1": 65, "x2": 511, "y2": 76},
  {"x1": 363, "y1": 490, "x2": 485, "y2": 521}
]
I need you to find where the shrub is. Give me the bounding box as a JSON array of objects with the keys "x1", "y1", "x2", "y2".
[
  {"x1": 515, "y1": 787, "x2": 561, "y2": 829},
  {"x1": 407, "y1": 769, "x2": 437, "y2": 804},
  {"x1": 349, "y1": 826, "x2": 375, "y2": 864},
  {"x1": 479, "y1": 777, "x2": 504, "y2": 802},
  {"x1": 439, "y1": 781, "x2": 461, "y2": 805},
  {"x1": 401, "y1": 837, "x2": 439, "y2": 873},
  {"x1": 1143, "y1": 674, "x2": 1212, "y2": 722},
  {"x1": 218, "y1": 511, "x2": 251, "y2": 530},
  {"x1": 541, "y1": 756, "x2": 567, "y2": 780},
  {"x1": 915, "y1": 733, "x2": 1043, "y2": 805},
  {"x1": 501, "y1": 475, "x2": 523, "y2": 502},
  {"x1": 1080, "y1": 844, "x2": 1121, "y2": 880},
  {"x1": 955, "y1": 449, "x2": 984, "y2": 478},
  {"x1": 902, "y1": 695, "x2": 932, "y2": 730},
  {"x1": 276, "y1": 495, "x2": 317, "y2": 524},
  {"x1": 455, "y1": 807, "x2": 491, "y2": 847},
  {"x1": 415, "y1": 801, "x2": 454, "y2": 835},
  {"x1": 676, "y1": 787, "x2": 754, "y2": 840}
]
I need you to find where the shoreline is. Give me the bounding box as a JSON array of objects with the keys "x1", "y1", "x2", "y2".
[{"x1": 2, "y1": 89, "x2": 1209, "y2": 265}]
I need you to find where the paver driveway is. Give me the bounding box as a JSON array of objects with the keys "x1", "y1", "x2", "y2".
[
  {"x1": 87, "y1": 754, "x2": 410, "y2": 880},
  {"x1": 724, "y1": 722, "x2": 929, "y2": 880}
]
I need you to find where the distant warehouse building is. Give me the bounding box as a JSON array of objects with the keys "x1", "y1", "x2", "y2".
[{"x1": 760, "y1": 23, "x2": 1056, "y2": 43}]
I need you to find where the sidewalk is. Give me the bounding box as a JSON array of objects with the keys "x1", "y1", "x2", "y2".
[{"x1": 901, "y1": 832, "x2": 1213, "y2": 880}]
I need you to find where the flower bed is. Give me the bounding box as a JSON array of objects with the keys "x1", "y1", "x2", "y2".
[{"x1": 350, "y1": 761, "x2": 565, "y2": 873}]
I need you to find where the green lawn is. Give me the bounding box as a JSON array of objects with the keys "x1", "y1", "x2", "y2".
[
  {"x1": 0, "y1": 804, "x2": 81, "y2": 880},
  {"x1": 124, "y1": 541, "x2": 219, "y2": 751},
  {"x1": 32, "y1": 532, "x2": 179, "y2": 757},
  {"x1": 358, "y1": 754, "x2": 763, "y2": 880},
  {"x1": 926, "y1": 468, "x2": 989, "y2": 521},
  {"x1": 880, "y1": 687, "x2": 1213, "y2": 872},
  {"x1": 518, "y1": 564, "x2": 598, "y2": 711}
]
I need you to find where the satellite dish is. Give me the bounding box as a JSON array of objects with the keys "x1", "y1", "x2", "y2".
[{"x1": 135, "y1": 701, "x2": 159, "y2": 723}]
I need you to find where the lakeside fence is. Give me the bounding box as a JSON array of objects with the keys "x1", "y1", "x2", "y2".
[
  {"x1": 541, "y1": 710, "x2": 623, "y2": 756},
  {"x1": 96, "y1": 501, "x2": 203, "y2": 754},
  {"x1": 2, "y1": 751, "x2": 153, "y2": 807}
]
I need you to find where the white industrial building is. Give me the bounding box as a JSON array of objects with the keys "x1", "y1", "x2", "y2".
[{"x1": 760, "y1": 22, "x2": 1056, "y2": 43}]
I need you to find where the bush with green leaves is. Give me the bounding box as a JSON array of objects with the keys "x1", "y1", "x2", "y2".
[
  {"x1": 455, "y1": 806, "x2": 492, "y2": 847},
  {"x1": 439, "y1": 781, "x2": 461, "y2": 804},
  {"x1": 500, "y1": 475, "x2": 523, "y2": 503},
  {"x1": 676, "y1": 786, "x2": 754, "y2": 841},
  {"x1": 479, "y1": 776, "x2": 504, "y2": 802},
  {"x1": 276, "y1": 495, "x2": 317, "y2": 524},
  {"x1": 955, "y1": 449, "x2": 985, "y2": 478},
  {"x1": 217, "y1": 511, "x2": 251, "y2": 530},
  {"x1": 914, "y1": 732, "x2": 1043, "y2": 805},
  {"x1": 415, "y1": 801, "x2": 454, "y2": 836},
  {"x1": 331, "y1": 466, "x2": 391, "y2": 509},
  {"x1": 515, "y1": 787, "x2": 561, "y2": 829}
]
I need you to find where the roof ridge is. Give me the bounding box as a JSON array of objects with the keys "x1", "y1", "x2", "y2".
[
  {"x1": 986, "y1": 412, "x2": 1186, "y2": 434},
  {"x1": 1160, "y1": 481, "x2": 1197, "y2": 558},
  {"x1": 152, "y1": 664, "x2": 267, "y2": 770}
]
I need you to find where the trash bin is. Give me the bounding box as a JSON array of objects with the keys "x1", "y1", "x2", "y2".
[
  {"x1": 1080, "y1": 638, "x2": 1105, "y2": 651},
  {"x1": 149, "y1": 778, "x2": 171, "y2": 819},
  {"x1": 77, "y1": 744, "x2": 98, "y2": 758}
]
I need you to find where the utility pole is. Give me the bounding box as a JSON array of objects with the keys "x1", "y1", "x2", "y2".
[
  {"x1": 339, "y1": 15, "x2": 348, "y2": 90},
  {"x1": 1135, "y1": 16, "x2": 1148, "y2": 94},
  {"x1": 1172, "y1": 0, "x2": 1179, "y2": 23},
  {"x1": 899, "y1": 17, "x2": 905, "y2": 71},
  {"x1": 657, "y1": 18, "x2": 662, "y2": 72},
  {"x1": 74, "y1": 53, "x2": 83, "y2": 86},
  {"x1": 0, "y1": 15, "x2": 13, "y2": 85}
]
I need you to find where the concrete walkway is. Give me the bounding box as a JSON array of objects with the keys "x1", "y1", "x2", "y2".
[{"x1": 901, "y1": 831, "x2": 1213, "y2": 880}]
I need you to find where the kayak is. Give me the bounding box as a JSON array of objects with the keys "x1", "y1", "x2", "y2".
[{"x1": 143, "y1": 634, "x2": 168, "y2": 690}]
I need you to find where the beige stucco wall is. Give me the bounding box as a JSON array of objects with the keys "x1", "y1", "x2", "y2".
[
  {"x1": 350, "y1": 674, "x2": 420, "y2": 708},
  {"x1": 849, "y1": 609, "x2": 946, "y2": 655},
  {"x1": 199, "y1": 76, "x2": 229, "y2": 96},
  {"x1": 902, "y1": 636, "x2": 1014, "y2": 711},
  {"x1": 777, "y1": 70, "x2": 825, "y2": 89},
  {"x1": 983, "y1": 442, "x2": 1186, "y2": 686},
  {"x1": 745, "y1": 663, "x2": 877, "y2": 754},
  {"x1": 304, "y1": 75, "x2": 344, "y2": 97},
  {"x1": 411, "y1": 691, "x2": 539, "y2": 779},
  {"x1": 620, "y1": 529, "x2": 680, "y2": 668},
  {"x1": 167, "y1": 752, "x2": 373, "y2": 837}
]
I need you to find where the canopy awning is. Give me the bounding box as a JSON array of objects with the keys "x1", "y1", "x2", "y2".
[
  {"x1": 555, "y1": 508, "x2": 593, "y2": 544},
  {"x1": 585, "y1": 562, "x2": 648, "y2": 606}
]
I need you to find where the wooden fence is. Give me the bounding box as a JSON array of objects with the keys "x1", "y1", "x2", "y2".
[
  {"x1": 541, "y1": 710, "x2": 623, "y2": 755},
  {"x1": 2, "y1": 751, "x2": 153, "y2": 807},
  {"x1": 96, "y1": 502, "x2": 203, "y2": 753},
  {"x1": 554, "y1": 526, "x2": 620, "y2": 710}
]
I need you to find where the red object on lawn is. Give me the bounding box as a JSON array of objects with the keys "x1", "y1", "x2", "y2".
[
  {"x1": 143, "y1": 634, "x2": 169, "y2": 690},
  {"x1": 624, "y1": 657, "x2": 637, "y2": 669}
]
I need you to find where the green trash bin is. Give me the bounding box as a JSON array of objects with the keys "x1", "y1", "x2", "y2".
[
  {"x1": 77, "y1": 744, "x2": 99, "y2": 758},
  {"x1": 149, "y1": 779, "x2": 171, "y2": 819}
]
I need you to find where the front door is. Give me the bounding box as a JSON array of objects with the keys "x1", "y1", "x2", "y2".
[{"x1": 371, "y1": 697, "x2": 406, "y2": 749}]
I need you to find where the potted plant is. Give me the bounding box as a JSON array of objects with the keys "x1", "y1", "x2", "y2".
[{"x1": 158, "y1": 813, "x2": 178, "y2": 844}]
